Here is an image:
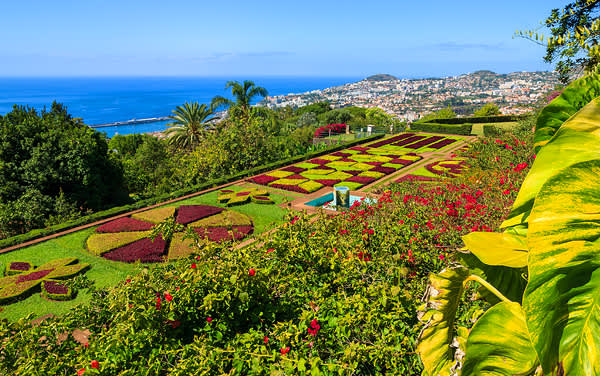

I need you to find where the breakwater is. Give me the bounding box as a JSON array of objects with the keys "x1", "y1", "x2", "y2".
[{"x1": 90, "y1": 117, "x2": 170, "y2": 128}]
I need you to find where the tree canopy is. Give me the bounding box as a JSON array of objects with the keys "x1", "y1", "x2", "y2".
[
  {"x1": 517, "y1": 0, "x2": 600, "y2": 82},
  {"x1": 0, "y1": 103, "x2": 126, "y2": 237},
  {"x1": 474, "y1": 102, "x2": 502, "y2": 117},
  {"x1": 211, "y1": 80, "x2": 269, "y2": 119}
]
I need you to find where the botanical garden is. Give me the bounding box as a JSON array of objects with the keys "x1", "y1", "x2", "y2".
[{"x1": 1, "y1": 1, "x2": 600, "y2": 372}]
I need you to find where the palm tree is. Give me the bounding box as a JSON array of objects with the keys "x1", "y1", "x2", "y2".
[
  {"x1": 164, "y1": 102, "x2": 218, "y2": 150},
  {"x1": 211, "y1": 80, "x2": 268, "y2": 119}
]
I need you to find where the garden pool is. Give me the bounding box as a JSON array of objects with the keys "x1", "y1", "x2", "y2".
[{"x1": 305, "y1": 193, "x2": 376, "y2": 210}]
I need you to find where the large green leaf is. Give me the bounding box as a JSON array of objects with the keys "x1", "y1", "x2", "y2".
[
  {"x1": 534, "y1": 72, "x2": 600, "y2": 152},
  {"x1": 462, "y1": 302, "x2": 539, "y2": 375},
  {"x1": 525, "y1": 160, "x2": 600, "y2": 375},
  {"x1": 456, "y1": 252, "x2": 527, "y2": 304},
  {"x1": 502, "y1": 96, "x2": 600, "y2": 230},
  {"x1": 462, "y1": 232, "x2": 527, "y2": 268},
  {"x1": 417, "y1": 266, "x2": 469, "y2": 376}
]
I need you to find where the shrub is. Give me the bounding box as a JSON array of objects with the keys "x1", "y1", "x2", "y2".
[
  {"x1": 265, "y1": 170, "x2": 294, "y2": 178},
  {"x1": 41, "y1": 280, "x2": 72, "y2": 301},
  {"x1": 298, "y1": 181, "x2": 324, "y2": 193},
  {"x1": 5, "y1": 262, "x2": 32, "y2": 276},
  {"x1": 86, "y1": 231, "x2": 150, "y2": 255},
  {"x1": 176, "y1": 206, "x2": 225, "y2": 225},
  {"x1": 189, "y1": 211, "x2": 252, "y2": 228},
  {"x1": 131, "y1": 206, "x2": 176, "y2": 224},
  {"x1": 102, "y1": 237, "x2": 167, "y2": 263},
  {"x1": 95, "y1": 217, "x2": 154, "y2": 233},
  {"x1": 410, "y1": 122, "x2": 473, "y2": 135},
  {"x1": 334, "y1": 181, "x2": 364, "y2": 190}
]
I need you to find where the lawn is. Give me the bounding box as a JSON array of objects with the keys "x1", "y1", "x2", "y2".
[
  {"x1": 0, "y1": 186, "x2": 289, "y2": 322},
  {"x1": 471, "y1": 121, "x2": 519, "y2": 136}
]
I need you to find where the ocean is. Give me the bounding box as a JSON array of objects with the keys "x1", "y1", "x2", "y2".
[{"x1": 0, "y1": 76, "x2": 361, "y2": 137}]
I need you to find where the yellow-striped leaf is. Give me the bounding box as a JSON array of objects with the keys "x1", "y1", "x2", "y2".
[
  {"x1": 462, "y1": 231, "x2": 528, "y2": 268},
  {"x1": 502, "y1": 96, "x2": 600, "y2": 230},
  {"x1": 462, "y1": 302, "x2": 539, "y2": 375},
  {"x1": 417, "y1": 267, "x2": 469, "y2": 376},
  {"x1": 525, "y1": 160, "x2": 600, "y2": 375}
]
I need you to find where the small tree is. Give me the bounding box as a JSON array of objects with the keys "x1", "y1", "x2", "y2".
[
  {"x1": 419, "y1": 105, "x2": 457, "y2": 122},
  {"x1": 473, "y1": 102, "x2": 501, "y2": 117}
]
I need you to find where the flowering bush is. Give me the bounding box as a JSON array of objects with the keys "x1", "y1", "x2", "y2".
[
  {"x1": 314, "y1": 123, "x2": 346, "y2": 138},
  {"x1": 0, "y1": 118, "x2": 537, "y2": 374}
]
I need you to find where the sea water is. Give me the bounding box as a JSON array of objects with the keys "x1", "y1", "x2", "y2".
[{"x1": 0, "y1": 76, "x2": 360, "y2": 137}]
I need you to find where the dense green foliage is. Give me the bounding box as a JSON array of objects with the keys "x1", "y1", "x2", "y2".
[
  {"x1": 518, "y1": 0, "x2": 599, "y2": 82},
  {"x1": 417, "y1": 105, "x2": 457, "y2": 122},
  {"x1": 473, "y1": 102, "x2": 501, "y2": 117},
  {"x1": 0, "y1": 103, "x2": 126, "y2": 239},
  {"x1": 0, "y1": 115, "x2": 537, "y2": 374},
  {"x1": 410, "y1": 122, "x2": 473, "y2": 135}
]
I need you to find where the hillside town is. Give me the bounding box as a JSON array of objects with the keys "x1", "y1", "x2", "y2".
[{"x1": 260, "y1": 70, "x2": 560, "y2": 121}]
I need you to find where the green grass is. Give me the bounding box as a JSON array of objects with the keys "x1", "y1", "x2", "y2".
[
  {"x1": 470, "y1": 122, "x2": 519, "y2": 136},
  {"x1": 0, "y1": 187, "x2": 289, "y2": 322}
]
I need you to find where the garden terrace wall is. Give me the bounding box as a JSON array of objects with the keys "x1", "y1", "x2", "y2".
[
  {"x1": 409, "y1": 122, "x2": 473, "y2": 136},
  {"x1": 0, "y1": 134, "x2": 384, "y2": 250}
]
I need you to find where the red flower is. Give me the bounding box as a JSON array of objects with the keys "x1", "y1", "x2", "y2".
[
  {"x1": 206, "y1": 317, "x2": 213, "y2": 323},
  {"x1": 90, "y1": 360, "x2": 99, "y2": 369},
  {"x1": 155, "y1": 297, "x2": 161, "y2": 310},
  {"x1": 266, "y1": 248, "x2": 275, "y2": 254},
  {"x1": 264, "y1": 336, "x2": 269, "y2": 344},
  {"x1": 281, "y1": 346, "x2": 290, "y2": 355},
  {"x1": 439, "y1": 254, "x2": 445, "y2": 260},
  {"x1": 125, "y1": 279, "x2": 131, "y2": 284},
  {"x1": 77, "y1": 369, "x2": 85, "y2": 376},
  {"x1": 167, "y1": 319, "x2": 181, "y2": 329},
  {"x1": 191, "y1": 262, "x2": 197, "y2": 269},
  {"x1": 291, "y1": 216, "x2": 299, "y2": 224},
  {"x1": 164, "y1": 293, "x2": 173, "y2": 302},
  {"x1": 248, "y1": 268, "x2": 256, "y2": 276}
]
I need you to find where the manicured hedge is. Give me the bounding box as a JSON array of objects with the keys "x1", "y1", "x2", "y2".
[
  {"x1": 0, "y1": 135, "x2": 384, "y2": 250},
  {"x1": 420, "y1": 114, "x2": 524, "y2": 124},
  {"x1": 409, "y1": 122, "x2": 473, "y2": 135}
]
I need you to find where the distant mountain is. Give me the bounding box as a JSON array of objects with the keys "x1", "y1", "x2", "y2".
[{"x1": 365, "y1": 74, "x2": 398, "y2": 82}]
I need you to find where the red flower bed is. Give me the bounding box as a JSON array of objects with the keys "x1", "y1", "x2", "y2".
[
  {"x1": 286, "y1": 174, "x2": 307, "y2": 180},
  {"x1": 364, "y1": 161, "x2": 384, "y2": 166},
  {"x1": 331, "y1": 152, "x2": 352, "y2": 158},
  {"x1": 193, "y1": 225, "x2": 254, "y2": 242},
  {"x1": 349, "y1": 146, "x2": 369, "y2": 151},
  {"x1": 102, "y1": 237, "x2": 167, "y2": 263},
  {"x1": 337, "y1": 158, "x2": 356, "y2": 163},
  {"x1": 428, "y1": 139, "x2": 456, "y2": 149},
  {"x1": 220, "y1": 189, "x2": 234, "y2": 193},
  {"x1": 269, "y1": 183, "x2": 309, "y2": 194},
  {"x1": 96, "y1": 217, "x2": 154, "y2": 233},
  {"x1": 384, "y1": 154, "x2": 402, "y2": 159},
  {"x1": 315, "y1": 179, "x2": 341, "y2": 186},
  {"x1": 389, "y1": 158, "x2": 419, "y2": 166},
  {"x1": 44, "y1": 280, "x2": 69, "y2": 295},
  {"x1": 281, "y1": 166, "x2": 306, "y2": 173},
  {"x1": 176, "y1": 205, "x2": 225, "y2": 225},
  {"x1": 9, "y1": 262, "x2": 31, "y2": 271},
  {"x1": 368, "y1": 133, "x2": 414, "y2": 148},
  {"x1": 371, "y1": 166, "x2": 397, "y2": 174},
  {"x1": 343, "y1": 170, "x2": 362, "y2": 176},
  {"x1": 346, "y1": 176, "x2": 377, "y2": 184},
  {"x1": 251, "y1": 175, "x2": 279, "y2": 186},
  {"x1": 395, "y1": 174, "x2": 438, "y2": 182},
  {"x1": 253, "y1": 196, "x2": 271, "y2": 201},
  {"x1": 404, "y1": 136, "x2": 444, "y2": 149},
  {"x1": 392, "y1": 135, "x2": 427, "y2": 147},
  {"x1": 307, "y1": 158, "x2": 330, "y2": 165},
  {"x1": 17, "y1": 269, "x2": 54, "y2": 283},
  {"x1": 236, "y1": 192, "x2": 251, "y2": 196}
]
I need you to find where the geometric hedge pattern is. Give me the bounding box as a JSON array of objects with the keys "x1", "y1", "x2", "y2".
[
  {"x1": 0, "y1": 258, "x2": 89, "y2": 304},
  {"x1": 395, "y1": 157, "x2": 468, "y2": 183},
  {"x1": 86, "y1": 205, "x2": 254, "y2": 263},
  {"x1": 250, "y1": 132, "x2": 461, "y2": 193}
]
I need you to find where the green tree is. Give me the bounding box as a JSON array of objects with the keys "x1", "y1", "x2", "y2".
[
  {"x1": 0, "y1": 103, "x2": 126, "y2": 237},
  {"x1": 365, "y1": 107, "x2": 392, "y2": 126},
  {"x1": 419, "y1": 105, "x2": 457, "y2": 121},
  {"x1": 516, "y1": 0, "x2": 600, "y2": 82},
  {"x1": 473, "y1": 102, "x2": 502, "y2": 117},
  {"x1": 211, "y1": 80, "x2": 269, "y2": 119},
  {"x1": 165, "y1": 102, "x2": 218, "y2": 150},
  {"x1": 296, "y1": 112, "x2": 317, "y2": 128}
]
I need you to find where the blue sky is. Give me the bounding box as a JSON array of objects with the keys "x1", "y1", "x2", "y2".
[{"x1": 1, "y1": 0, "x2": 567, "y2": 77}]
